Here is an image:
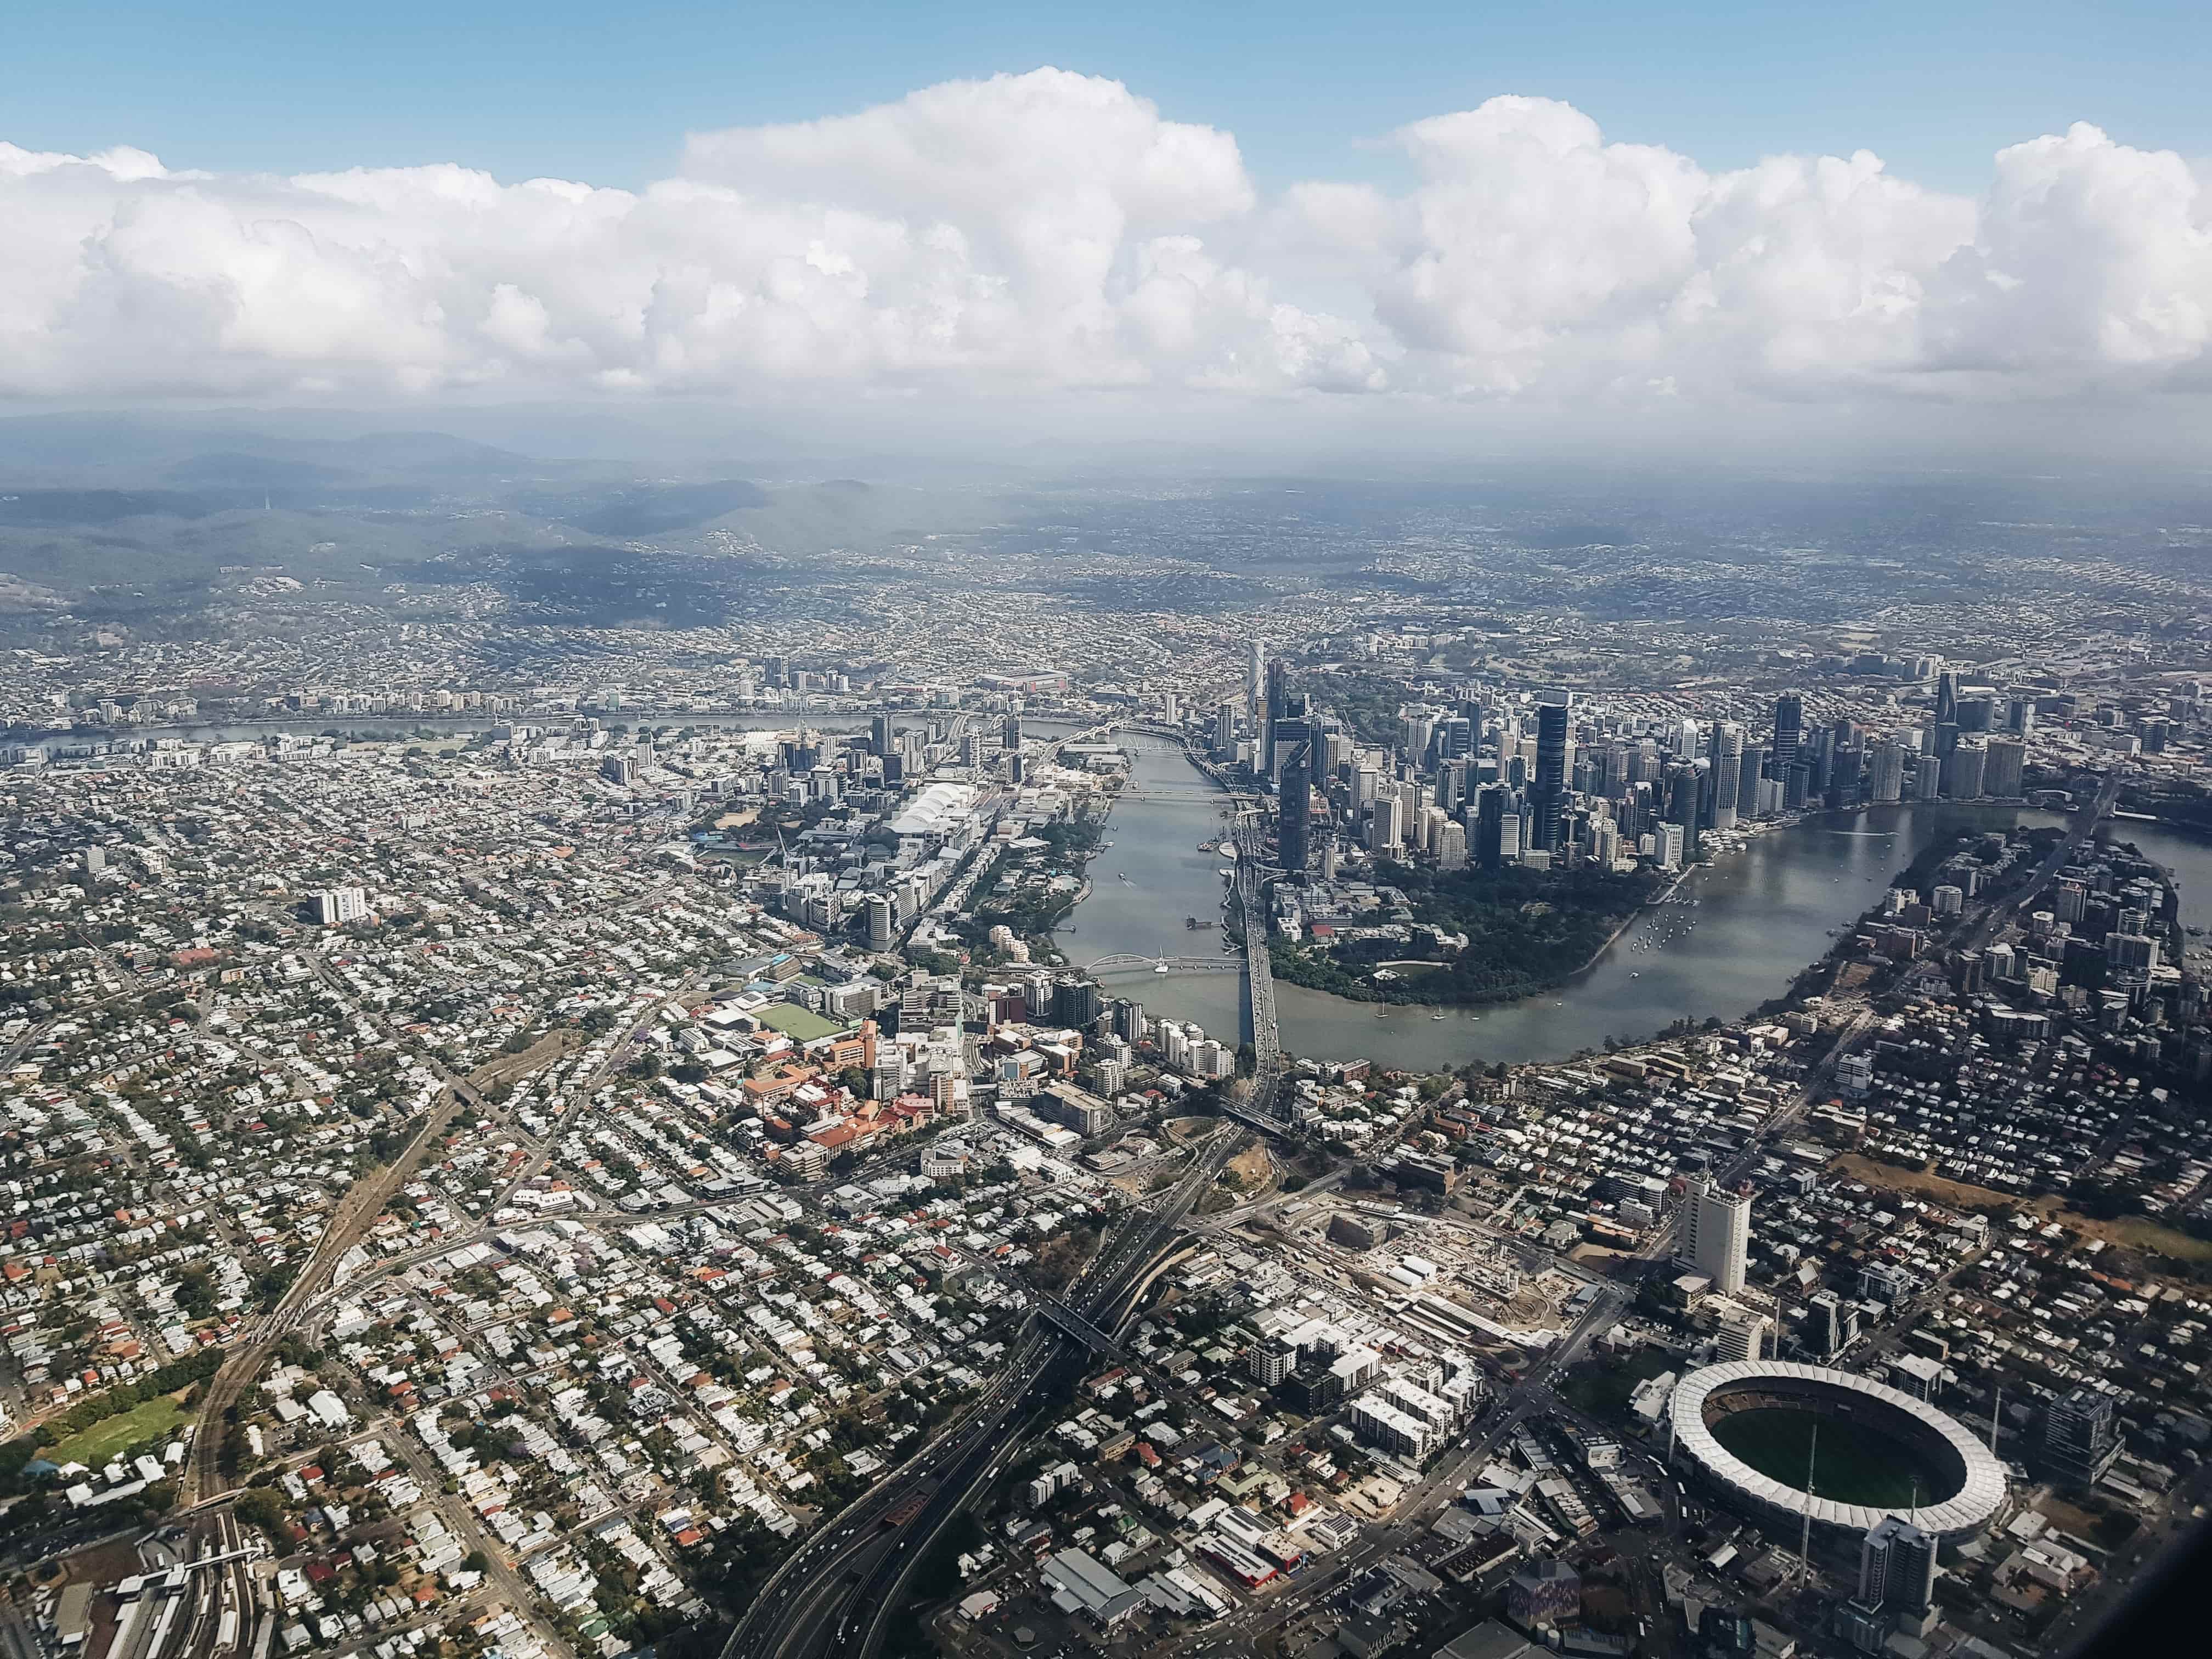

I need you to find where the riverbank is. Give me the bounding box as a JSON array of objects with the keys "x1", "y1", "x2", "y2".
[
  {"x1": 1057, "y1": 740, "x2": 2059, "y2": 1066},
  {"x1": 1272, "y1": 799, "x2": 2013, "y2": 1015},
  {"x1": 1265, "y1": 858, "x2": 1690, "y2": 1013}
]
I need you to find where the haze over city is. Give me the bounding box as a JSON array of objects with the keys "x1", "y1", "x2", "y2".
[{"x1": 2, "y1": 12, "x2": 2209, "y2": 1659}]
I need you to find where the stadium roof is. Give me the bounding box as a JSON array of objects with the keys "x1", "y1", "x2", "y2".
[{"x1": 1670, "y1": 1360, "x2": 2006, "y2": 1536}]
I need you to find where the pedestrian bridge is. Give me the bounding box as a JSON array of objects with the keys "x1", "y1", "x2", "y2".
[{"x1": 1082, "y1": 953, "x2": 1243, "y2": 974}]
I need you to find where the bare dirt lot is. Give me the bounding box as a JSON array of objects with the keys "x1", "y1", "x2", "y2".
[{"x1": 1832, "y1": 1153, "x2": 2212, "y2": 1272}]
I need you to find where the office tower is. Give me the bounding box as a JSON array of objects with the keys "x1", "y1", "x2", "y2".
[
  {"x1": 1714, "y1": 1306, "x2": 1769, "y2": 1363},
  {"x1": 1771, "y1": 692, "x2": 1804, "y2": 791},
  {"x1": 1416, "y1": 804, "x2": 1446, "y2": 857},
  {"x1": 1370, "y1": 792, "x2": 1404, "y2": 856},
  {"x1": 1654, "y1": 822, "x2": 1684, "y2": 870},
  {"x1": 2108, "y1": 932, "x2": 2160, "y2": 973},
  {"x1": 1246, "y1": 639, "x2": 1265, "y2": 720},
  {"x1": 2040, "y1": 1387, "x2": 2122, "y2": 1485},
  {"x1": 1709, "y1": 721, "x2": 1743, "y2": 830},
  {"x1": 1870, "y1": 741, "x2": 1906, "y2": 804},
  {"x1": 1858, "y1": 1518, "x2": 1939, "y2": 1616},
  {"x1": 1588, "y1": 818, "x2": 1620, "y2": 869},
  {"x1": 871, "y1": 712, "x2": 894, "y2": 757},
  {"x1": 1807, "y1": 1289, "x2": 1845, "y2": 1357},
  {"x1": 1498, "y1": 811, "x2": 1523, "y2": 861},
  {"x1": 1114, "y1": 998, "x2": 1146, "y2": 1045},
  {"x1": 1911, "y1": 752, "x2": 1942, "y2": 800},
  {"x1": 1587, "y1": 741, "x2": 1621, "y2": 802},
  {"x1": 1935, "y1": 669, "x2": 1958, "y2": 727},
  {"x1": 1475, "y1": 785, "x2": 1508, "y2": 870},
  {"x1": 1272, "y1": 698, "x2": 1310, "y2": 783},
  {"x1": 1002, "y1": 715, "x2": 1023, "y2": 750},
  {"x1": 865, "y1": 894, "x2": 895, "y2": 951},
  {"x1": 1984, "y1": 736, "x2": 2025, "y2": 798},
  {"x1": 1801, "y1": 725, "x2": 1831, "y2": 801},
  {"x1": 2051, "y1": 880, "x2": 2087, "y2": 925},
  {"x1": 1679, "y1": 1173, "x2": 1751, "y2": 1295},
  {"x1": 1263, "y1": 658, "x2": 1288, "y2": 774},
  {"x1": 1739, "y1": 743, "x2": 1768, "y2": 819},
  {"x1": 1531, "y1": 695, "x2": 1571, "y2": 850},
  {"x1": 1437, "y1": 757, "x2": 1469, "y2": 815},
  {"x1": 1828, "y1": 741, "x2": 1865, "y2": 808},
  {"x1": 1946, "y1": 736, "x2": 1987, "y2": 799},
  {"x1": 1664, "y1": 760, "x2": 1700, "y2": 852},
  {"x1": 1956, "y1": 693, "x2": 1994, "y2": 733},
  {"x1": 1272, "y1": 713, "x2": 1308, "y2": 765},
  {"x1": 1279, "y1": 736, "x2": 1312, "y2": 876},
  {"x1": 1438, "y1": 822, "x2": 1469, "y2": 871},
  {"x1": 1214, "y1": 700, "x2": 1239, "y2": 756},
  {"x1": 2006, "y1": 696, "x2": 2036, "y2": 737},
  {"x1": 1051, "y1": 979, "x2": 1103, "y2": 1029}
]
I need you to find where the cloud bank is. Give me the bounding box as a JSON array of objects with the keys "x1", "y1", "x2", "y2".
[{"x1": 3, "y1": 69, "x2": 2209, "y2": 410}]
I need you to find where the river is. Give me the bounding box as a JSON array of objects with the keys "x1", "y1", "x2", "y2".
[
  {"x1": 2098, "y1": 820, "x2": 2212, "y2": 934},
  {"x1": 1062, "y1": 735, "x2": 2079, "y2": 1069}
]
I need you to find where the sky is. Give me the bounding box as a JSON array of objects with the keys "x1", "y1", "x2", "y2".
[
  {"x1": 5, "y1": 2, "x2": 2212, "y2": 462},
  {"x1": 13, "y1": 1, "x2": 2209, "y2": 196}
]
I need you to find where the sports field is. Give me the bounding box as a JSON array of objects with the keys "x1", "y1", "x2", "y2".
[
  {"x1": 50, "y1": 1395, "x2": 192, "y2": 1470},
  {"x1": 1710, "y1": 1407, "x2": 1944, "y2": 1509},
  {"x1": 754, "y1": 1002, "x2": 843, "y2": 1042}
]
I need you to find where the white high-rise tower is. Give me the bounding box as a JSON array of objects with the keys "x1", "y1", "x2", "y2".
[{"x1": 1679, "y1": 1172, "x2": 1751, "y2": 1295}]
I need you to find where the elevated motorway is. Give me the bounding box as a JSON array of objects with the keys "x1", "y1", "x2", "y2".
[
  {"x1": 730, "y1": 725, "x2": 1300, "y2": 1659},
  {"x1": 731, "y1": 1086, "x2": 1278, "y2": 1659}
]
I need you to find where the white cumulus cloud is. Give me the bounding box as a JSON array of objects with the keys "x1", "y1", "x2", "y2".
[{"x1": 1, "y1": 82, "x2": 2209, "y2": 410}]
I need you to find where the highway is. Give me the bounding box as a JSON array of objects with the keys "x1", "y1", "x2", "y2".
[
  {"x1": 723, "y1": 725, "x2": 1302, "y2": 1658},
  {"x1": 724, "y1": 1097, "x2": 1267, "y2": 1659}
]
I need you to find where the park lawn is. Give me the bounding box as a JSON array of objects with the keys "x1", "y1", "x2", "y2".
[
  {"x1": 754, "y1": 1002, "x2": 843, "y2": 1043},
  {"x1": 50, "y1": 1393, "x2": 193, "y2": 1469}
]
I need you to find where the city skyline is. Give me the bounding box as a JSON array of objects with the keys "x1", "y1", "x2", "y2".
[{"x1": 4, "y1": 12, "x2": 2210, "y2": 1659}]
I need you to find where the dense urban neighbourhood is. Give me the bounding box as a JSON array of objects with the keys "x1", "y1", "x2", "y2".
[{"x1": 1, "y1": 469, "x2": 2210, "y2": 1659}]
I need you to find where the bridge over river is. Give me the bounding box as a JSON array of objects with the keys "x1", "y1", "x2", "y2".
[{"x1": 1080, "y1": 952, "x2": 1242, "y2": 973}]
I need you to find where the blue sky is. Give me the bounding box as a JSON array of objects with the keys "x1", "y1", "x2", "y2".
[
  {"x1": 8, "y1": 1, "x2": 2210, "y2": 431},
  {"x1": 12, "y1": 0, "x2": 2207, "y2": 192}
]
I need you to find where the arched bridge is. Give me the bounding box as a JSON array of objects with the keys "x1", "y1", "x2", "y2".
[{"x1": 1081, "y1": 953, "x2": 1243, "y2": 974}]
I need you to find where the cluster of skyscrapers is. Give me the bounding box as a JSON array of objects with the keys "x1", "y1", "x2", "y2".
[{"x1": 1221, "y1": 654, "x2": 2036, "y2": 879}]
